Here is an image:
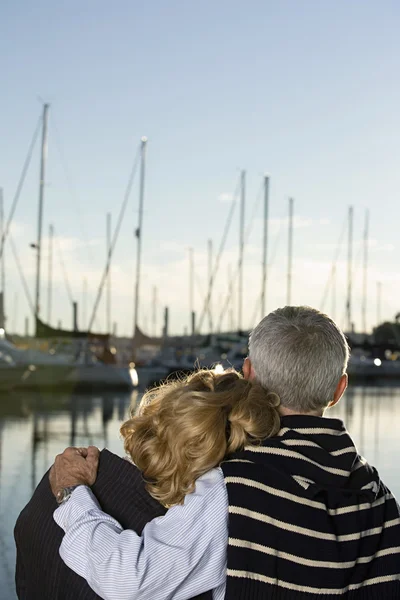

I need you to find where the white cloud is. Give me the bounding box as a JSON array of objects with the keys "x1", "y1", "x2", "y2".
[
  {"x1": 265, "y1": 215, "x2": 313, "y2": 235},
  {"x1": 369, "y1": 239, "x2": 395, "y2": 252},
  {"x1": 158, "y1": 241, "x2": 190, "y2": 253},
  {"x1": 218, "y1": 192, "x2": 234, "y2": 204}
]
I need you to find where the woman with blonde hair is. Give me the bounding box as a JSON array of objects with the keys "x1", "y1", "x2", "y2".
[
  {"x1": 121, "y1": 368, "x2": 281, "y2": 507},
  {"x1": 51, "y1": 367, "x2": 281, "y2": 600}
]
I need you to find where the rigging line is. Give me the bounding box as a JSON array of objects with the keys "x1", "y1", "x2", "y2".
[
  {"x1": 51, "y1": 116, "x2": 97, "y2": 266},
  {"x1": 320, "y1": 215, "x2": 348, "y2": 311},
  {"x1": 227, "y1": 182, "x2": 264, "y2": 333},
  {"x1": 195, "y1": 273, "x2": 207, "y2": 312},
  {"x1": 52, "y1": 116, "x2": 102, "y2": 331},
  {"x1": 196, "y1": 176, "x2": 241, "y2": 333},
  {"x1": 0, "y1": 115, "x2": 42, "y2": 260},
  {"x1": 195, "y1": 272, "x2": 205, "y2": 297},
  {"x1": 351, "y1": 240, "x2": 365, "y2": 288},
  {"x1": 250, "y1": 290, "x2": 262, "y2": 330},
  {"x1": 248, "y1": 222, "x2": 287, "y2": 329},
  {"x1": 244, "y1": 180, "x2": 264, "y2": 242},
  {"x1": 228, "y1": 181, "x2": 264, "y2": 330},
  {"x1": 340, "y1": 305, "x2": 347, "y2": 333},
  {"x1": 88, "y1": 145, "x2": 141, "y2": 332},
  {"x1": 341, "y1": 239, "x2": 364, "y2": 332},
  {"x1": 268, "y1": 221, "x2": 284, "y2": 267},
  {"x1": 235, "y1": 181, "x2": 264, "y2": 302},
  {"x1": 8, "y1": 232, "x2": 35, "y2": 315},
  {"x1": 216, "y1": 209, "x2": 285, "y2": 332},
  {"x1": 55, "y1": 233, "x2": 74, "y2": 304}
]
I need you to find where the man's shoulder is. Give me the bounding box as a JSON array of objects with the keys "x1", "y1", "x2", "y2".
[
  {"x1": 94, "y1": 449, "x2": 145, "y2": 490},
  {"x1": 91, "y1": 449, "x2": 167, "y2": 527}
]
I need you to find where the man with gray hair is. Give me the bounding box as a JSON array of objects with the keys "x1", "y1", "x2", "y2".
[
  {"x1": 226, "y1": 305, "x2": 399, "y2": 598},
  {"x1": 246, "y1": 305, "x2": 349, "y2": 414},
  {"x1": 44, "y1": 306, "x2": 400, "y2": 599}
]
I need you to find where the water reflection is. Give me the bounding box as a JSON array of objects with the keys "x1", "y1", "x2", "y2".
[
  {"x1": 26, "y1": 391, "x2": 140, "y2": 495},
  {"x1": 0, "y1": 386, "x2": 399, "y2": 599},
  {"x1": 0, "y1": 389, "x2": 137, "y2": 600}
]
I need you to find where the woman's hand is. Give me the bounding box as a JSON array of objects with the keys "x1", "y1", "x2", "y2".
[{"x1": 49, "y1": 446, "x2": 100, "y2": 497}]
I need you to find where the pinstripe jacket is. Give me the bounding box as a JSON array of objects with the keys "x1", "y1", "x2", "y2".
[{"x1": 14, "y1": 449, "x2": 212, "y2": 600}]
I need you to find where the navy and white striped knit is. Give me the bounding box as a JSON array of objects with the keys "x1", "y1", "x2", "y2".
[{"x1": 221, "y1": 415, "x2": 400, "y2": 599}]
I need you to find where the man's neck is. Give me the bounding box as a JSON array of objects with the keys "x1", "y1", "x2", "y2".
[{"x1": 279, "y1": 406, "x2": 324, "y2": 417}]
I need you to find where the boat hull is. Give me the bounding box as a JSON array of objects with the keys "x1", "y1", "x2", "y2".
[
  {"x1": 348, "y1": 359, "x2": 400, "y2": 382},
  {"x1": 13, "y1": 365, "x2": 74, "y2": 390},
  {"x1": 0, "y1": 366, "x2": 33, "y2": 392},
  {"x1": 136, "y1": 366, "x2": 170, "y2": 390},
  {"x1": 64, "y1": 365, "x2": 135, "y2": 391}
]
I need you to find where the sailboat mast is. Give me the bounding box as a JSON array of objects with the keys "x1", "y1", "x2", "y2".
[
  {"x1": 228, "y1": 264, "x2": 234, "y2": 332},
  {"x1": 331, "y1": 263, "x2": 337, "y2": 322},
  {"x1": 34, "y1": 103, "x2": 49, "y2": 330},
  {"x1": 287, "y1": 197, "x2": 294, "y2": 305},
  {"x1": 189, "y1": 247, "x2": 194, "y2": 334},
  {"x1": 47, "y1": 223, "x2": 53, "y2": 324},
  {"x1": 152, "y1": 285, "x2": 158, "y2": 337},
  {"x1": 207, "y1": 239, "x2": 213, "y2": 333},
  {"x1": 82, "y1": 277, "x2": 87, "y2": 330},
  {"x1": 106, "y1": 212, "x2": 111, "y2": 333},
  {"x1": 261, "y1": 176, "x2": 269, "y2": 318},
  {"x1": 376, "y1": 281, "x2": 382, "y2": 326},
  {"x1": 238, "y1": 170, "x2": 246, "y2": 330},
  {"x1": 0, "y1": 188, "x2": 4, "y2": 329},
  {"x1": 133, "y1": 137, "x2": 147, "y2": 338},
  {"x1": 362, "y1": 209, "x2": 369, "y2": 334},
  {"x1": 346, "y1": 206, "x2": 354, "y2": 332}
]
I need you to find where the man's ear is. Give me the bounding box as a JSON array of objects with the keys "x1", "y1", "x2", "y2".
[
  {"x1": 243, "y1": 357, "x2": 256, "y2": 381},
  {"x1": 328, "y1": 373, "x2": 348, "y2": 409}
]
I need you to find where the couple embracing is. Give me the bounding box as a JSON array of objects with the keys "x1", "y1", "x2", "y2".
[{"x1": 15, "y1": 306, "x2": 400, "y2": 599}]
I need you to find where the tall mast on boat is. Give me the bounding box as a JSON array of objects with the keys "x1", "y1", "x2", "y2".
[
  {"x1": 346, "y1": 206, "x2": 354, "y2": 332},
  {"x1": 238, "y1": 170, "x2": 246, "y2": 330},
  {"x1": 207, "y1": 239, "x2": 213, "y2": 333},
  {"x1": 133, "y1": 137, "x2": 147, "y2": 340},
  {"x1": 0, "y1": 188, "x2": 5, "y2": 329},
  {"x1": 376, "y1": 281, "x2": 382, "y2": 326},
  {"x1": 362, "y1": 209, "x2": 369, "y2": 334},
  {"x1": 34, "y1": 103, "x2": 49, "y2": 333},
  {"x1": 261, "y1": 175, "x2": 269, "y2": 319},
  {"x1": 287, "y1": 197, "x2": 294, "y2": 305},
  {"x1": 106, "y1": 212, "x2": 111, "y2": 333},
  {"x1": 228, "y1": 264, "x2": 234, "y2": 331},
  {"x1": 82, "y1": 276, "x2": 87, "y2": 330},
  {"x1": 189, "y1": 247, "x2": 194, "y2": 335},
  {"x1": 331, "y1": 263, "x2": 337, "y2": 322},
  {"x1": 152, "y1": 285, "x2": 158, "y2": 337},
  {"x1": 47, "y1": 223, "x2": 53, "y2": 324}
]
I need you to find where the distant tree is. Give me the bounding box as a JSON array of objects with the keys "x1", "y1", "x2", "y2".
[{"x1": 373, "y1": 321, "x2": 400, "y2": 346}]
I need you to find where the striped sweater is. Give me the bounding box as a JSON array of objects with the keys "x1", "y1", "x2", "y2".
[{"x1": 221, "y1": 415, "x2": 400, "y2": 599}]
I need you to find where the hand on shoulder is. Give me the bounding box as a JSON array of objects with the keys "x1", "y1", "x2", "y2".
[{"x1": 49, "y1": 446, "x2": 100, "y2": 497}]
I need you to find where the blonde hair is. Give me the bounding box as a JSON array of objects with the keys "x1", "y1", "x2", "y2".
[{"x1": 120, "y1": 369, "x2": 281, "y2": 507}]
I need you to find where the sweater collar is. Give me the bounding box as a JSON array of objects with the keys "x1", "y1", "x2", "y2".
[
  {"x1": 240, "y1": 413, "x2": 379, "y2": 494},
  {"x1": 280, "y1": 414, "x2": 346, "y2": 433}
]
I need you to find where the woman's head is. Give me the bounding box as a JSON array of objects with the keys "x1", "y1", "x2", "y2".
[{"x1": 120, "y1": 368, "x2": 281, "y2": 507}]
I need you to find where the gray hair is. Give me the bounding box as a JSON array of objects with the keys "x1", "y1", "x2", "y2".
[{"x1": 248, "y1": 306, "x2": 350, "y2": 412}]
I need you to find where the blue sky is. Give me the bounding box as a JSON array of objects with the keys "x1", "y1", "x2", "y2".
[{"x1": 1, "y1": 0, "x2": 400, "y2": 335}]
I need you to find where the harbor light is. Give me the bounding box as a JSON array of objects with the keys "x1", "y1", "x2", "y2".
[
  {"x1": 129, "y1": 366, "x2": 139, "y2": 387},
  {"x1": 141, "y1": 136, "x2": 148, "y2": 143},
  {"x1": 374, "y1": 358, "x2": 382, "y2": 367}
]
